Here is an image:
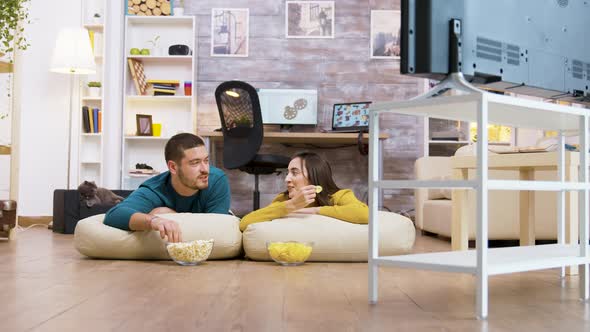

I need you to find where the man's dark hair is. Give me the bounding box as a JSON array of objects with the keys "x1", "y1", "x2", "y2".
[{"x1": 165, "y1": 133, "x2": 205, "y2": 163}]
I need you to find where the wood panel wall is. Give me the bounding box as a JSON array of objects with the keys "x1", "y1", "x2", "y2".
[{"x1": 186, "y1": 0, "x2": 425, "y2": 217}]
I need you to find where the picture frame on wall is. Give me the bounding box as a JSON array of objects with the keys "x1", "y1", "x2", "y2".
[
  {"x1": 211, "y1": 8, "x2": 249, "y2": 57},
  {"x1": 136, "y1": 114, "x2": 153, "y2": 136},
  {"x1": 286, "y1": 1, "x2": 334, "y2": 38},
  {"x1": 370, "y1": 10, "x2": 401, "y2": 59}
]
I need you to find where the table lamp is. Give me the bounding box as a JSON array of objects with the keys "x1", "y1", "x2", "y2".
[{"x1": 49, "y1": 28, "x2": 96, "y2": 189}]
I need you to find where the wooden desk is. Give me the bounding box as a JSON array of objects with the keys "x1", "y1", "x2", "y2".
[
  {"x1": 451, "y1": 151, "x2": 579, "y2": 273},
  {"x1": 198, "y1": 130, "x2": 390, "y2": 206},
  {"x1": 198, "y1": 131, "x2": 389, "y2": 164},
  {"x1": 197, "y1": 131, "x2": 388, "y2": 144}
]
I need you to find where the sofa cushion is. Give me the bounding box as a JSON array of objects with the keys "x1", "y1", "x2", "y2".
[
  {"x1": 242, "y1": 211, "x2": 415, "y2": 262},
  {"x1": 74, "y1": 213, "x2": 242, "y2": 260}
]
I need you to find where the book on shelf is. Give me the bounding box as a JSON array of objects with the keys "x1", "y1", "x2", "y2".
[
  {"x1": 92, "y1": 108, "x2": 99, "y2": 133},
  {"x1": 98, "y1": 110, "x2": 102, "y2": 133},
  {"x1": 88, "y1": 107, "x2": 94, "y2": 133},
  {"x1": 82, "y1": 106, "x2": 91, "y2": 133},
  {"x1": 146, "y1": 79, "x2": 180, "y2": 85},
  {"x1": 154, "y1": 89, "x2": 176, "y2": 96},
  {"x1": 152, "y1": 84, "x2": 176, "y2": 90},
  {"x1": 149, "y1": 81, "x2": 178, "y2": 96}
]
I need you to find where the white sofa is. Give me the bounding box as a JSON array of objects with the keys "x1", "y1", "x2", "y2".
[{"x1": 414, "y1": 155, "x2": 559, "y2": 240}]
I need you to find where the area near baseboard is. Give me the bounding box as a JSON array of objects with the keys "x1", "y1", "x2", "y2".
[{"x1": 18, "y1": 216, "x2": 52, "y2": 227}]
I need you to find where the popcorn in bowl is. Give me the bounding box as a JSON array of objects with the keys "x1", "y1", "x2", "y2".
[
  {"x1": 267, "y1": 241, "x2": 314, "y2": 266},
  {"x1": 166, "y1": 239, "x2": 214, "y2": 266}
]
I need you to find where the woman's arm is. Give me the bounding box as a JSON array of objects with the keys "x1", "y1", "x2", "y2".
[
  {"x1": 239, "y1": 194, "x2": 290, "y2": 231},
  {"x1": 240, "y1": 186, "x2": 319, "y2": 231},
  {"x1": 317, "y1": 190, "x2": 369, "y2": 224}
]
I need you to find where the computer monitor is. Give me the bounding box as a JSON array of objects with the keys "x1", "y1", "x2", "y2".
[
  {"x1": 332, "y1": 102, "x2": 371, "y2": 132},
  {"x1": 400, "y1": 0, "x2": 590, "y2": 100},
  {"x1": 257, "y1": 89, "x2": 318, "y2": 126}
]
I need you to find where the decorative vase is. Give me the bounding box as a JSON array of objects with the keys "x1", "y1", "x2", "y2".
[
  {"x1": 89, "y1": 87, "x2": 101, "y2": 97},
  {"x1": 153, "y1": 47, "x2": 164, "y2": 56}
]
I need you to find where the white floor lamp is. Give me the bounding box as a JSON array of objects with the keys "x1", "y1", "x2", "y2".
[{"x1": 49, "y1": 28, "x2": 96, "y2": 189}]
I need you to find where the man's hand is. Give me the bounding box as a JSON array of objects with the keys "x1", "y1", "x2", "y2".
[
  {"x1": 150, "y1": 217, "x2": 182, "y2": 243},
  {"x1": 149, "y1": 207, "x2": 177, "y2": 215},
  {"x1": 286, "y1": 185, "x2": 317, "y2": 212}
]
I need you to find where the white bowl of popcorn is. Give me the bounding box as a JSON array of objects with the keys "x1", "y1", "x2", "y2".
[{"x1": 166, "y1": 239, "x2": 214, "y2": 266}]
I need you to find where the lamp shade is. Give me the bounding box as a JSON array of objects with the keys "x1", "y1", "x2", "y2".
[{"x1": 50, "y1": 28, "x2": 96, "y2": 75}]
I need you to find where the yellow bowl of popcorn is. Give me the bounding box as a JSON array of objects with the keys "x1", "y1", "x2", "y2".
[
  {"x1": 166, "y1": 239, "x2": 214, "y2": 266},
  {"x1": 266, "y1": 241, "x2": 314, "y2": 266}
]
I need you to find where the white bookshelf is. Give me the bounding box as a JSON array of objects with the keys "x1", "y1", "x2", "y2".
[
  {"x1": 122, "y1": 15, "x2": 197, "y2": 190},
  {"x1": 78, "y1": 0, "x2": 106, "y2": 186},
  {"x1": 369, "y1": 92, "x2": 590, "y2": 319}
]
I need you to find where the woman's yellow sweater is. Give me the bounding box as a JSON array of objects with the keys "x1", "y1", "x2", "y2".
[{"x1": 239, "y1": 189, "x2": 368, "y2": 231}]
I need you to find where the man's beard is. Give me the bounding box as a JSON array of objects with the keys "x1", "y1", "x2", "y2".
[{"x1": 178, "y1": 167, "x2": 208, "y2": 190}]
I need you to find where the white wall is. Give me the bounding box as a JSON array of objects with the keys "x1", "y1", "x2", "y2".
[{"x1": 14, "y1": 0, "x2": 82, "y2": 215}]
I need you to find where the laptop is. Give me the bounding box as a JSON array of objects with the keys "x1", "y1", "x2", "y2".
[{"x1": 329, "y1": 101, "x2": 372, "y2": 132}]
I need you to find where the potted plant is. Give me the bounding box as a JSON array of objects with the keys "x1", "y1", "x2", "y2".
[
  {"x1": 0, "y1": 0, "x2": 28, "y2": 80},
  {"x1": 0, "y1": 0, "x2": 30, "y2": 58},
  {"x1": 173, "y1": 0, "x2": 184, "y2": 16},
  {"x1": 0, "y1": 0, "x2": 30, "y2": 121},
  {"x1": 146, "y1": 35, "x2": 161, "y2": 56},
  {"x1": 87, "y1": 81, "x2": 102, "y2": 97}
]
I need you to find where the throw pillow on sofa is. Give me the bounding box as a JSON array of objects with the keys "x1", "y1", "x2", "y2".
[
  {"x1": 242, "y1": 211, "x2": 415, "y2": 262},
  {"x1": 74, "y1": 213, "x2": 242, "y2": 260}
]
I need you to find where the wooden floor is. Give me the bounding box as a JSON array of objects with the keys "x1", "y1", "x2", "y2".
[{"x1": 1, "y1": 229, "x2": 589, "y2": 332}]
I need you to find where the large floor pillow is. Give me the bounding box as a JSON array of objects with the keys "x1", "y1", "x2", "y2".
[
  {"x1": 74, "y1": 213, "x2": 242, "y2": 260},
  {"x1": 242, "y1": 211, "x2": 415, "y2": 262}
]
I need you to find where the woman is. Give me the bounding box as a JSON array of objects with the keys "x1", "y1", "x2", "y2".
[{"x1": 239, "y1": 152, "x2": 368, "y2": 231}]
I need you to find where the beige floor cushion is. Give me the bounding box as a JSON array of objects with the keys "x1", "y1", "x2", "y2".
[
  {"x1": 242, "y1": 211, "x2": 415, "y2": 262},
  {"x1": 74, "y1": 213, "x2": 242, "y2": 260}
]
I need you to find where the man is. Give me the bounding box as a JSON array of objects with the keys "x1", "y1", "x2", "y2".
[{"x1": 104, "y1": 133, "x2": 230, "y2": 243}]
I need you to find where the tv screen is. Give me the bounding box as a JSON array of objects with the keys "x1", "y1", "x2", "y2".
[
  {"x1": 257, "y1": 89, "x2": 318, "y2": 125},
  {"x1": 401, "y1": 0, "x2": 590, "y2": 99}
]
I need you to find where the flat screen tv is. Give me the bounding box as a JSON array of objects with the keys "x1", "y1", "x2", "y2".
[{"x1": 401, "y1": 0, "x2": 590, "y2": 100}]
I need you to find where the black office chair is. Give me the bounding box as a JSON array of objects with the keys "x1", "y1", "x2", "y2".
[{"x1": 215, "y1": 81, "x2": 290, "y2": 210}]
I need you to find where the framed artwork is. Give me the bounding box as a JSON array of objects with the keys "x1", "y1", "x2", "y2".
[
  {"x1": 370, "y1": 10, "x2": 401, "y2": 59},
  {"x1": 136, "y1": 114, "x2": 153, "y2": 136},
  {"x1": 286, "y1": 1, "x2": 334, "y2": 38},
  {"x1": 211, "y1": 8, "x2": 249, "y2": 57}
]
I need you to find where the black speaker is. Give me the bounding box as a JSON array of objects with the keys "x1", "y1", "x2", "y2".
[{"x1": 168, "y1": 44, "x2": 192, "y2": 56}]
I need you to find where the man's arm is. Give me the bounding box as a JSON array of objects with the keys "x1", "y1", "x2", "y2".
[
  {"x1": 203, "y1": 173, "x2": 231, "y2": 214},
  {"x1": 104, "y1": 188, "x2": 163, "y2": 230}
]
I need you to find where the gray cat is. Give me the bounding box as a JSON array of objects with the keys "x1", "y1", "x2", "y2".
[{"x1": 78, "y1": 181, "x2": 124, "y2": 208}]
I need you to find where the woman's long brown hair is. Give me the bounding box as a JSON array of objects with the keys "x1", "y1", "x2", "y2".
[{"x1": 283, "y1": 151, "x2": 340, "y2": 206}]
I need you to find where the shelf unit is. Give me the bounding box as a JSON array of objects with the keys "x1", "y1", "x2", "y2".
[
  {"x1": 78, "y1": 0, "x2": 106, "y2": 186},
  {"x1": 424, "y1": 117, "x2": 470, "y2": 156},
  {"x1": 122, "y1": 15, "x2": 196, "y2": 190},
  {"x1": 369, "y1": 92, "x2": 590, "y2": 319}
]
